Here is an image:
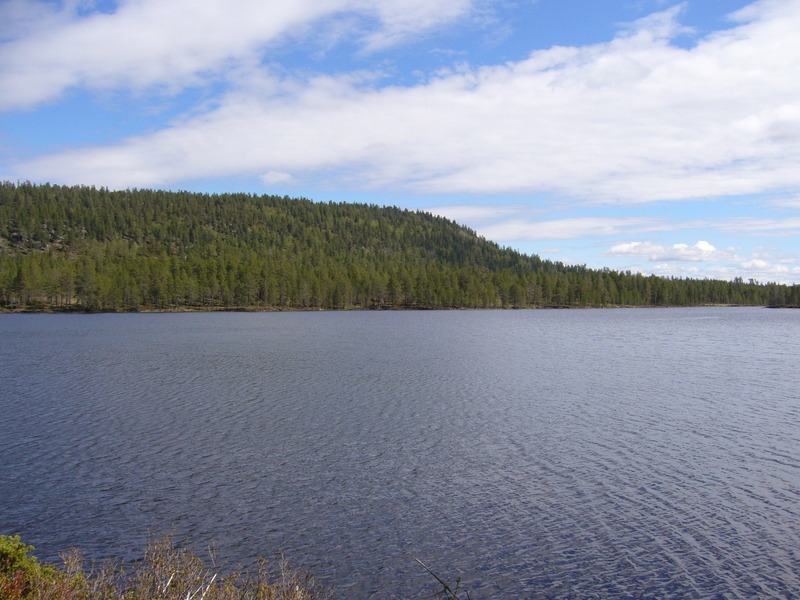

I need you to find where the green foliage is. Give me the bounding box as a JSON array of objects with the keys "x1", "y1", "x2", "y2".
[
  {"x1": 0, "y1": 534, "x2": 55, "y2": 599},
  {"x1": 1, "y1": 181, "x2": 797, "y2": 311},
  {"x1": 0, "y1": 535, "x2": 37, "y2": 579}
]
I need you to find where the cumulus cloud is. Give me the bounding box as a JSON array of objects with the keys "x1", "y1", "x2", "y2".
[
  {"x1": 604, "y1": 240, "x2": 734, "y2": 262},
  {"x1": 734, "y1": 257, "x2": 800, "y2": 282},
  {"x1": 6, "y1": 0, "x2": 800, "y2": 205},
  {"x1": 610, "y1": 249, "x2": 800, "y2": 284},
  {"x1": 694, "y1": 257, "x2": 799, "y2": 283}
]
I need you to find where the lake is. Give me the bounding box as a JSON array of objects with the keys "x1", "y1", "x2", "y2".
[{"x1": 1, "y1": 308, "x2": 799, "y2": 599}]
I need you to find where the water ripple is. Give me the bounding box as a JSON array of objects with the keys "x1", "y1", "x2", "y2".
[{"x1": 1, "y1": 308, "x2": 800, "y2": 598}]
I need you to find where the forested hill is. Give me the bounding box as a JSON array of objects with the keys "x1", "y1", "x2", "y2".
[{"x1": 1, "y1": 181, "x2": 797, "y2": 311}]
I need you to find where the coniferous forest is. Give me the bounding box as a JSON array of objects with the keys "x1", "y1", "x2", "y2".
[{"x1": 1, "y1": 181, "x2": 797, "y2": 311}]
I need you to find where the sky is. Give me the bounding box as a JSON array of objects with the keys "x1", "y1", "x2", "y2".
[{"x1": 2, "y1": 0, "x2": 800, "y2": 284}]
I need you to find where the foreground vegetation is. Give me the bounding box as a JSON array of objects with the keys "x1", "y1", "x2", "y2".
[
  {"x1": 0, "y1": 534, "x2": 333, "y2": 600},
  {"x1": 2, "y1": 182, "x2": 798, "y2": 311},
  {"x1": 0, "y1": 535, "x2": 468, "y2": 600}
]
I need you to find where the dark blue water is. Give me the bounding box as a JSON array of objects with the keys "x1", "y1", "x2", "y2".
[{"x1": 1, "y1": 308, "x2": 799, "y2": 599}]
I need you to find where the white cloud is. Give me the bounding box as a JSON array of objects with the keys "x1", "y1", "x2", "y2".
[
  {"x1": 729, "y1": 258, "x2": 800, "y2": 283},
  {"x1": 715, "y1": 216, "x2": 800, "y2": 235},
  {"x1": 604, "y1": 240, "x2": 735, "y2": 262},
  {"x1": 0, "y1": 0, "x2": 65, "y2": 42},
  {"x1": 480, "y1": 217, "x2": 666, "y2": 241},
  {"x1": 613, "y1": 250, "x2": 800, "y2": 284},
  {"x1": 7, "y1": 0, "x2": 800, "y2": 205},
  {"x1": 260, "y1": 170, "x2": 294, "y2": 185},
  {"x1": 0, "y1": 0, "x2": 475, "y2": 110},
  {"x1": 423, "y1": 205, "x2": 679, "y2": 241},
  {"x1": 358, "y1": 0, "x2": 474, "y2": 51},
  {"x1": 742, "y1": 258, "x2": 773, "y2": 270},
  {"x1": 425, "y1": 204, "x2": 528, "y2": 221},
  {"x1": 772, "y1": 197, "x2": 800, "y2": 208},
  {"x1": 651, "y1": 263, "x2": 701, "y2": 277}
]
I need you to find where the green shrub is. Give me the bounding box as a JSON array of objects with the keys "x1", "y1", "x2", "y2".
[{"x1": 0, "y1": 534, "x2": 57, "y2": 599}]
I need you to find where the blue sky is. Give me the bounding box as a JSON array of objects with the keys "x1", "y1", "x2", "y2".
[{"x1": 2, "y1": 0, "x2": 800, "y2": 283}]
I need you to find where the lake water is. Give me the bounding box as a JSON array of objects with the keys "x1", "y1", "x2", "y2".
[{"x1": 1, "y1": 308, "x2": 799, "y2": 599}]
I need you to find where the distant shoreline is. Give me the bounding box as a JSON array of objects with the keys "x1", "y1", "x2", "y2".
[{"x1": 0, "y1": 303, "x2": 774, "y2": 314}]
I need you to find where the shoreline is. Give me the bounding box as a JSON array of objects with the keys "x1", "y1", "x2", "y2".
[{"x1": 0, "y1": 303, "x2": 770, "y2": 314}]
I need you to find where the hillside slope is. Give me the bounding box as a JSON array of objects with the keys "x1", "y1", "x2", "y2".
[{"x1": 1, "y1": 182, "x2": 796, "y2": 310}]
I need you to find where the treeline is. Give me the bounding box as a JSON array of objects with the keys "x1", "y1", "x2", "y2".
[{"x1": 1, "y1": 181, "x2": 797, "y2": 311}]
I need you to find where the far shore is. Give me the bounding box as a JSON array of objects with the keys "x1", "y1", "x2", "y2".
[{"x1": 0, "y1": 303, "x2": 775, "y2": 315}]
